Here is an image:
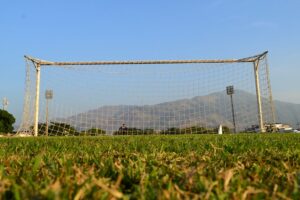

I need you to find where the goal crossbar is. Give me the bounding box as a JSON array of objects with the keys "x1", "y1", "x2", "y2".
[{"x1": 24, "y1": 51, "x2": 268, "y2": 66}]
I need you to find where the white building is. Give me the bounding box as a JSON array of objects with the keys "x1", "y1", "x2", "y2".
[{"x1": 272, "y1": 123, "x2": 293, "y2": 132}]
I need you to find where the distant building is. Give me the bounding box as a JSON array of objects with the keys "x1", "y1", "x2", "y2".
[
  {"x1": 272, "y1": 123, "x2": 293, "y2": 132},
  {"x1": 246, "y1": 123, "x2": 293, "y2": 133}
]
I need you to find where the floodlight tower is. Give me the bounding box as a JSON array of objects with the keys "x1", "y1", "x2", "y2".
[
  {"x1": 226, "y1": 85, "x2": 236, "y2": 133},
  {"x1": 2, "y1": 97, "x2": 9, "y2": 110},
  {"x1": 45, "y1": 90, "x2": 53, "y2": 136}
]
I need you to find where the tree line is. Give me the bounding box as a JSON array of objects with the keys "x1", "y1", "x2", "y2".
[
  {"x1": 35, "y1": 122, "x2": 231, "y2": 136},
  {"x1": 0, "y1": 109, "x2": 231, "y2": 135}
]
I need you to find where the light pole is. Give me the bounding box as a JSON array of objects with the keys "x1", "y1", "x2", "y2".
[
  {"x1": 45, "y1": 90, "x2": 53, "y2": 136},
  {"x1": 226, "y1": 86, "x2": 236, "y2": 133},
  {"x1": 2, "y1": 97, "x2": 9, "y2": 110}
]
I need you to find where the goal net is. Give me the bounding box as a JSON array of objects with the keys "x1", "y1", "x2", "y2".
[{"x1": 18, "y1": 52, "x2": 275, "y2": 136}]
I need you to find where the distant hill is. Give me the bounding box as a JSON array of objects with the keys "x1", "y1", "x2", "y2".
[
  {"x1": 63, "y1": 90, "x2": 300, "y2": 132},
  {"x1": 274, "y1": 100, "x2": 300, "y2": 127}
]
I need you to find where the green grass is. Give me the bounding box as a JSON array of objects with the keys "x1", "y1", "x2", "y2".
[{"x1": 0, "y1": 134, "x2": 300, "y2": 199}]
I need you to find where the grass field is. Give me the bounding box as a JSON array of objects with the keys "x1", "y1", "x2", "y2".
[{"x1": 0, "y1": 134, "x2": 300, "y2": 199}]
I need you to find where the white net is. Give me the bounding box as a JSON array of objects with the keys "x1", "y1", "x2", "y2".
[{"x1": 18, "y1": 53, "x2": 275, "y2": 136}]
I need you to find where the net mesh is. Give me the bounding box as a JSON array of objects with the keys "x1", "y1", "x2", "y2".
[{"x1": 18, "y1": 54, "x2": 275, "y2": 136}]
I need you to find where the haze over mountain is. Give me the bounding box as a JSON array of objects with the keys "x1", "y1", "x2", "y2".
[
  {"x1": 274, "y1": 100, "x2": 300, "y2": 127},
  {"x1": 64, "y1": 90, "x2": 300, "y2": 132}
]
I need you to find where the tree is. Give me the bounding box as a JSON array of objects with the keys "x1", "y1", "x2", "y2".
[
  {"x1": 161, "y1": 127, "x2": 181, "y2": 135},
  {"x1": 81, "y1": 128, "x2": 106, "y2": 136},
  {"x1": 113, "y1": 128, "x2": 156, "y2": 135},
  {"x1": 181, "y1": 126, "x2": 211, "y2": 134},
  {"x1": 222, "y1": 126, "x2": 231, "y2": 134},
  {"x1": 0, "y1": 109, "x2": 16, "y2": 134}
]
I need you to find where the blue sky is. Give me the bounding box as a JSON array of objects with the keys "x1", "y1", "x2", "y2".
[{"x1": 1, "y1": 0, "x2": 300, "y2": 123}]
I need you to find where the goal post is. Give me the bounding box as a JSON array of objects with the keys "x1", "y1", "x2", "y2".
[{"x1": 18, "y1": 51, "x2": 276, "y2": 136}]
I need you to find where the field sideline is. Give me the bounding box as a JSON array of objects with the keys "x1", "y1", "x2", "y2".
[{"x1": 0, "y1": 134, "x2": 300, "y2": 199}]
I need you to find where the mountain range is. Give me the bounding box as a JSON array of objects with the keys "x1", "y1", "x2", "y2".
[{"x1": 63, "y1": 90, "x2": 300, "y2": 132}]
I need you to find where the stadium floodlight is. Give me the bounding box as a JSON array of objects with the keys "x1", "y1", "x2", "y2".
[
  {"x1": 226, "y1": 85, "x2": 236, "y2": 133},
  {"x1": 2, "y1": 97, "x2": 9, "y2": 110},
  {"x1": 45, "y1": 90, "x2": 53, "y2": 100},
  {"x1": 18, "y1": 51, "x2": 276, "y2": 136},
  {"x1": 45, "y1": 90, "x2": 53, "y2": 136},
  {"x1": 226, "y1": 86, "x2": 234, "y2": 95}
]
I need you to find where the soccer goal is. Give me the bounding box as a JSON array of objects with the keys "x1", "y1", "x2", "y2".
[{"x1": 18, "y1": 51, "x2": 276, "y2": 136}]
